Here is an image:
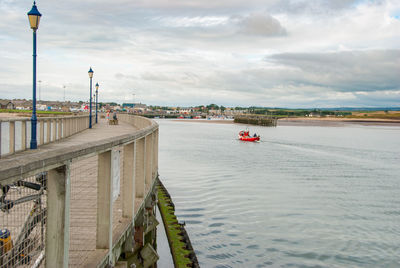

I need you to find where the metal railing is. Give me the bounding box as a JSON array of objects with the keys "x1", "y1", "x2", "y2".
[
  {"x1": 0, "y1": 115, "x2": 95, "y2": 158},
  {"x1": 0, "y1": 115, "x2": 159, "y2": 267}
]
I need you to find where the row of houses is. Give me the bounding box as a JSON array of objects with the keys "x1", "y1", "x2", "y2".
[{"x1": 1, "y1": 99, "x2": 249, "y2": 116}]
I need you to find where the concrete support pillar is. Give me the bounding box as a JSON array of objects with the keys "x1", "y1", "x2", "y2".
[
  {"x1": 46, "y1": 164, "x2": 71, "y2": 268},
  {"x1": 135, "y1": 138, "x2": 145, "y2": 202},
  {"x1": 9, "y1": 121, "x2": 15, "y2": 154},
  {"x1": 39, "y1": 120, "x2": 44, "y2": 145},
  {"x1": 21, "y1": 121, "x2": 26, "y2": 150},
  {"x1": 46, "y1": 120, "x2": 51, "y2": 144},
  {"x1": 97, "y1": 151, "x2": 113, "y2": 250},
  {"x1": 122, "y1": 142, "x2": 135, "y2": 219},
  {"x1": 145, "y1": 134, "x2": 153, "y2": 192}
]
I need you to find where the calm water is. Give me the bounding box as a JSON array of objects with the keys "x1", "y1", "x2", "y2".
[{"x1": 157, "y1": 119, "x2": 400, "y2": 268}]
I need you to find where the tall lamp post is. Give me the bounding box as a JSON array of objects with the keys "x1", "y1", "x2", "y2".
[
  {"x1": 95, "y1": 83, "x2": 99, "y2": 123},
  {"x1": 27, "y1": 1, "x2": 42, "y2": 149},
  {"x1": 88, "y1": 67, "x2": 94, "y2": 128}
]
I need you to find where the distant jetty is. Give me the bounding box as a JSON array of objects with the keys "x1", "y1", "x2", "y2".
[{"x1": 234, "y1": 115, "x2": 278, "y2": 126}]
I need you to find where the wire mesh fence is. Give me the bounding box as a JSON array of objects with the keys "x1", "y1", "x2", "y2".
[{"x1": 0, "y1": 173, "x2": 47, "y2": 268}]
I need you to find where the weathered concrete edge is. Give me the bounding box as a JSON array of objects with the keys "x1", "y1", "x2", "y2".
[{"x1": 0, "y1": 122, "x2": 158, "y2": 184}]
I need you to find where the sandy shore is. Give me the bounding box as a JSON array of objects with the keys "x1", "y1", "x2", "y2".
[
  {"x1": 171, "y1": 117, "x2": 400, "y2": 127},
  {"x1": 278, "y1": 117, "x2": 400, "y2": 126}
]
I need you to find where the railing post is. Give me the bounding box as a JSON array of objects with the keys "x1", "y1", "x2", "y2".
[
  {"x1": 58, "y1": 119, "x2": 62, "y2": 140},
  {"x1": 97, "y1": 150, "x2": 112, "y2": 251},
  {"x1": 21, "y1": 121, "x2": 27, "y2": 151},
  {"x1": 9, "y1": 121, "x2": 15, "y2": 154},
  {"x1": 145, "y1": 134, "x2": 153, "y2": 192},
  {"x1": 52, "y1": 119, "x2": 56, "y2": 142},
  {"x1": 46, "y1": 119, "x2": 51, "y2": 144},
  {"x1": 46, "y1": 163, "x2": 71, "y2": 268},
  {"x1": 66, "y1": 118, "x2": 70, "y2": 137},
  {"x1": 40, "y1": 119, "x2": 44, "y2": 145},
  {"x1": 135, "y1": 138, "x2": 145, "y2": 207},
  {"x1": 67, "y1": 118, "x2": 71, "y2": 137},
  {"x1": 69, "y1": 118, "x2": 72, "y2": 136},
  {"x1": 62, "y1": 118, "x2": 67, "y2": 138},
  {"x1": 122, "y1": 142, "x2": 135, "y2": 219}
]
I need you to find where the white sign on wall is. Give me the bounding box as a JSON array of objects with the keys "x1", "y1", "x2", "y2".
[{"x1": 111, "y1": 149, "x2": 121, "y2": 203}]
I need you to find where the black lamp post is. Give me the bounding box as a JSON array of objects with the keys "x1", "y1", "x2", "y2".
[
  {"x1": 95, "y1": 83, "x2": 99, "y2": 123},
  {"x1": 27, "y1": 1, "x2": 42, "y2": 149},
  {"x1": 88, "y1": 67, "x2": 94, "y2": 128}
]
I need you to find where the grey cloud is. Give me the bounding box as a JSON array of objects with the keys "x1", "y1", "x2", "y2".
[
  {"x1": 141, "y1": 72, "x2": 175, "y2": 82},
  {"x1": 266, "y1": 50, "x2": 400, "y2": 92},
  {"x1": 235, "y1": 13, "x2": 287, "y2": 36}
]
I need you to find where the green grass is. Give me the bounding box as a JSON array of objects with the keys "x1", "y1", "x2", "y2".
[
  {"x1": 157, "y1": 185, "x2": 192, "y2": 268},
  {"x1": 345, "y1": 112, "x2": 400, "y2": 120}
]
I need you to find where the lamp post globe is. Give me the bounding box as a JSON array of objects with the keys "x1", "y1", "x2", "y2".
[
  {"x1": 88, "y1": 67, "x2": 94, "y2": 128},
  {"x1": 28, "y1": 1, "x2": 41, "y2": 30},
  {"x1": 27, "y1": 1, "x2": 42, "y2": 149},
  {"x1": 95, "y1": 82, "x2": 99, "y2": 123}
]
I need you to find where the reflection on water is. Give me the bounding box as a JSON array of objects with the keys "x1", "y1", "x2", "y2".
[{"x1": 157, "y1": 120, "x2": 400, "y2": 267}]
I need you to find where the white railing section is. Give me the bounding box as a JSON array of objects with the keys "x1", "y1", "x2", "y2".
[
  {"x1": 0, "y1": 115, "x2": 158, "y2": 268},
  {"x1": 0, "y1": 115, "x2": 95, "y2": 158}
]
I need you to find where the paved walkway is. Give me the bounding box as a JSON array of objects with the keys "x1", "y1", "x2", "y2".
[{"x1": 59, "y1": 117, "x2": 138, "y2": 147}]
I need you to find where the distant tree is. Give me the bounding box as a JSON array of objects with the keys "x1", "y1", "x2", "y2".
[{"x1": 206, "y1": 104, "x2": 219, "y2": 110}]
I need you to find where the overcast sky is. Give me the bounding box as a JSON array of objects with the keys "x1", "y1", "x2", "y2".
[{"x1": 1, "y1": 0, "x2": 399, "y2": 107}]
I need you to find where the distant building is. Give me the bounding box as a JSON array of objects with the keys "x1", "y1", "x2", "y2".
[
  {"x1": 0, "y1": 100, "x2": 15, "y2": 109},
  {"x1": 122, "y1": 103, "x2": 135, "y2": 108}
]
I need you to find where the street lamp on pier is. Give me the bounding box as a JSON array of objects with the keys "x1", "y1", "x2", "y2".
[
  {"x1": 95, "y1": 83, "x2": 99, "y2": 123},
  {"x1": 88, "y1": 67, "x2": 94, "y2": 128},
  {"x1": 27, "y1": 1, "x2": 42, "y2": 149}
]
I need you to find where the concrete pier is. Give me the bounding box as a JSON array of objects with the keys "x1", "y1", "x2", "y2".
[{"x1": 0, "y1": 115, "x2": 158, "y2": 267}]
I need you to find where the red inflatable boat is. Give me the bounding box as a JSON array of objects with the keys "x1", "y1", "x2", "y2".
[{"x1": 238, "y1": 131, "x2": 260, "y2": 142}]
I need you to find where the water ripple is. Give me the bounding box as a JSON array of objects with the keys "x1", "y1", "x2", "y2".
[{"x1": 158, "y1": 120, "x2": 400, "y2": 267}]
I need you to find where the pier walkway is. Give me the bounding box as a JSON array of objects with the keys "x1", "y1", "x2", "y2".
[{"x1": 0, "y1": 114, "x2": 159, "y2": 267}]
